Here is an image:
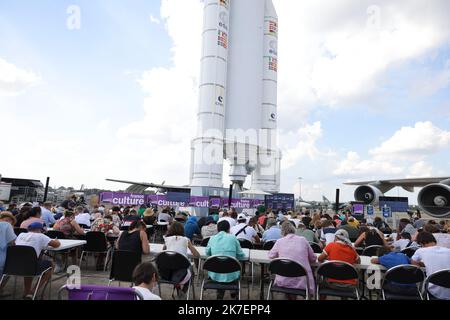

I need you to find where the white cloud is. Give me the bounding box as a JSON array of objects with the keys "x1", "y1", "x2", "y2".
[
  {"x1": 272, "y1": 0, "x2": 450, "y2": 128},
  {"x1": 333, "y1": 122, "x2": 450, "y2": 180},
  {"x1": 111, "y1": 0, "x2": 203, "y2": 185},
  {"x1": 408, "y1": 161, "x2": 434, "y2": 178},
  {"x1": 333, "y1": 151, "x2": 404, "y2": 178},
  {"x1": 370, "y1": 121, "x2": 450, "y2": 160},
  {"x1": 0, "y1": 57, "x2": 41, "y2": 96},
  {"x1": 280, "y1": 122, "x2": 334, "y2": 170},
  {"x1": 149, "y1": 14, "x2": 161, "y2": 25}
]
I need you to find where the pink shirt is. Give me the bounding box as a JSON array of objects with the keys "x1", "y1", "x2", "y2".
[
  {"x1": 268, "y1": 234, "x2": 317, "y2": 291},
  {"x1": 20, "y1": 217, "x2": 45, "y2": 230}
]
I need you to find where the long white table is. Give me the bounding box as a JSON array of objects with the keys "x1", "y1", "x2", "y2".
[
  {"x1": 149, "y1": 243, "x2": 250, "y2": 261},
  {"x1": 46, "y1": 239, "x2": 86, "y2": 252},
  {"x1": 249, "y1": 250, "x2": 385, "y2": 271}
]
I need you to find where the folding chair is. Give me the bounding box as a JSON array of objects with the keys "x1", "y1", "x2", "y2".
[
  {"x1": 380, "y1": 265, "x2": 425, "y2": 300},
  {"x1": 0, "y1": 246, "x2": 53, "y2": 300},
  {"x1": 267, "y1": 259, "x2": 312, "y2": 300},
  {"x1": 362, "y1": 245, "x2": 385, "y2": 257},
  {"x1": 316, "y1": 261, "x2": 360, "y2": 300},
  {"x1": 309, "y1": 242, "x2": 323, "y2": 254},
  {"x1": 58, "y1": 284, "x2": 144, "y2": 300},
  {"x1": 262, "y1": 240, "x2": 277, "y2": 251},
  {"x1": 79, "y1": 232, "x2": 112, "y2": 271},
  {"x1": 109, "y1": 250, "x2": 142, "y2": 286},
  {"x1": 155, "y1": 251, "x2": 196, "y2": 300},
  {"x1": 200, "y1": 255, "x2": 242, "y2": 300},
  {"x1": 423, "y1": 269, "x2": 450, "y2": 300}
]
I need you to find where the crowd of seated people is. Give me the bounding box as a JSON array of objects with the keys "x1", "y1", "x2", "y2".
[{"x1": 1, "y1": 199, "x2": 450, "y2": 301}]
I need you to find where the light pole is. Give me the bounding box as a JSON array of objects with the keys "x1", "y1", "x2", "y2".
[{"x1": 298, "y1": 177, "x2": 303, "y2": 199}]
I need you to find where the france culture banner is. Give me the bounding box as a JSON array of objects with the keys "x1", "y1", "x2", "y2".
[{"x1": 99, "y1": 192, "x2": 264, "y2": 209}]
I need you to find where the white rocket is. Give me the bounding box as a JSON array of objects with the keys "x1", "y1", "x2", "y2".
[{"x1": 190, "y1": 0, "x2": 281, "y2": 194}]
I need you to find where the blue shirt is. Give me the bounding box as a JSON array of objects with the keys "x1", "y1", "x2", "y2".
[
  {"x1": 262, "y1": 226, "x2": 282, "y2": 242},
  {"x1": 40, "y1": 207, "x2": 56, "y2": 227},
  {"x1": 206, "y1": 232, "x2": 246, "y2": 283},
  {"x1": 184, "y1": 217, "x2": 200, "y2": 240},
  {"x1": 0, "y1": 222, "x2": 17, "y2": 275},
  {"x1": 379, "y1": 252, "x2": 411, "y2": 269},
  {"x1": 379, "y1": 252, "x2": 414, "y2": 287}
]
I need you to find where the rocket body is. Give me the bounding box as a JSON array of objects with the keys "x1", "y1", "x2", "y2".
[{"x1": 190, "y1": 0, "x2": 281, "y2": 193}]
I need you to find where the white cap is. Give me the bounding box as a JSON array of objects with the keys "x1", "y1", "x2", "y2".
[{"x1": 237, "y1": 213, "x2": 247, "y2": 221}]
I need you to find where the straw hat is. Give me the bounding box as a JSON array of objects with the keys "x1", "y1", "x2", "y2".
[{"x1": 144, "y1": 208, "x2": 155, "y2": 217}]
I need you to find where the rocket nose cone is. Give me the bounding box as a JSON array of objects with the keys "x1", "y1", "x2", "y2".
[{"x1": 265, "y1": 0, "x2": 278, "y2": 18}]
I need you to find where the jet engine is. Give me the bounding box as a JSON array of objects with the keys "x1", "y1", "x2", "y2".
[
  {"x1": 418, "y1": 182, "x2": 450, "y2": 218},
  {"x1": 354, "y1": 185, "x2": 384, "y2": 205}
]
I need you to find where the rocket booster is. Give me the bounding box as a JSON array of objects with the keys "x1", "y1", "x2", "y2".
[{"x1": 191, "y1": 0, "x2": 281, "y2": 193}]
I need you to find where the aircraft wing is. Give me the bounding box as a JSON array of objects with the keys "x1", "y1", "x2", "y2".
[
  {"x1": 106, "y1": 179, "x2": 191, "y2": 191},
  {"x1": 344, "y1": 177, "x2": 450, "y2": 188}
]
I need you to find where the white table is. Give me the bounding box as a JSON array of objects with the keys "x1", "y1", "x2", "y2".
[
  {"x1": 46, "y1": 239, "x2": 86, "y2": 252},
  {"x1": 149, "y1": 243, "x2": 250, "y2": 261},
  {"x1": 249, "y1": 250, "x2": 385, "y2": 270}
]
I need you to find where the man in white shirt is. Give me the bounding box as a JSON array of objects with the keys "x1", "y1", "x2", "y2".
[
  {"x1": 40, "y1": 202, "x2": 55, "y2": 227},
  {"x1": 230, "y1": 214, "x2": 260, "y2": 244},
  {"x1": 392, "y1": 232, "x2": 417, "y2": 251},
  {"x1": 218, "y1": 211, "x2": 237, "y2": 228},
  {"x1": 74, "y1": 206, "x2": 91, "y2": 228},
  {"x1": 412, "y1": 232, "x2": 450, "y2": 300},
  {"x1": 16, "y1": 222, "x2": 60, "y2": 299}
]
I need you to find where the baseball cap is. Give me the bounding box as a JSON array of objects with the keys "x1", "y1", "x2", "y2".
[
  {"x1": 28, "y1": 222, "x2": 44, "y2": 231},
  {"x1": 237, "y1": 213, "x2": 247, "y2": 221}
]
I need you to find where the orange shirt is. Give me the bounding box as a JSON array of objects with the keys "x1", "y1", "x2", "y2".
[{"x1": 323, "y1": 242, "x2": 359, "y2": 285}]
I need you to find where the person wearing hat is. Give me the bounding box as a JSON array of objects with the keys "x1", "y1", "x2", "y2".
[
  {"x1": 15, "y1": 222, "x2": 60, "y2": 299},
  {"x1": 318, "y1": 229, "x2": 361, "y2": 294},
  {"x1": 230, "y1": 213, "x2": 261, "y2": 244},
  {"x1": 143, "y1": 208, "x2": 156, "y2": 225},
  {"x1": 201, "y1": 216, "x2": 218, "y2": 239}
]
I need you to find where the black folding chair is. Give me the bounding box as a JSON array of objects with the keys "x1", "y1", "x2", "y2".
[
  {"x1": 155, "y1": 251, "x2": 196, "y2": 300},
  {"x1": 238, "y1": 239, "x2": 254, "y2": 285},
  {"x1": 45, "y1": 230, "x2": 66, "y2": 239},
  {"x1": 120, "y1": 225, "x2": 130, "y2": 232},
  {"x1": 380, "y1": 265, "x2": 425, "y2": 300},
  {"x1": 79, "y1": 232, "x2": 111, "y2": 271},
  {"x1": 14, "y1": 228, "x2": 28, "y2": 236},
  {"x1": 200, "y1": 237, "x2": 210, "y2": 247},
  {"x1": 200, "y1": 255, "x2": 242, "y2": 300},
  {"x1": 262, "y1": 240, "x2": 277, "y2": 251},
  {"x1": 238, "y1": 239, "x2": 254, "y2": 249},
  {"x1": 109, "y1": 250, "x2": 142, "y2": 286},
  {"x1": 0, "y1": 246, "x2": 53, "y2": 300},
  {"x1": 401, "y1": 247, "x2": 419, "y2": 258},
  {"x1": 267, "y1": 259, "x2": 312, "y2": 300},
  {"x1": 316, "y1": 261, "x2": 360, "y2": 300},
  {"x1": 309, "y1": 242, "x2": 323, "y2": 254},
  {"x1": 423, "y1": 269, "x2": 450, "y2": 300},
  {"x1": 362, "y1": 245, "x2": 385, "y2": 257}
]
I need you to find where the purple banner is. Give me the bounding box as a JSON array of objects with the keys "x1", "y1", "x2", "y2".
[{"x1": 99, "y1": 192, "x2": 264, "y2": 209}]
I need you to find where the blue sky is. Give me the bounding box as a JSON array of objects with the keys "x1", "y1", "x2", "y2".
[{"x1": 0, "y1": 0, "x2": 449, "y2": 204}]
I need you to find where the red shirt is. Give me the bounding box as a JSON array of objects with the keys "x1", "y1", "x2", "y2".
[{"x1": 323, "y1": 242, "x2": 359, "y2": 285}]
